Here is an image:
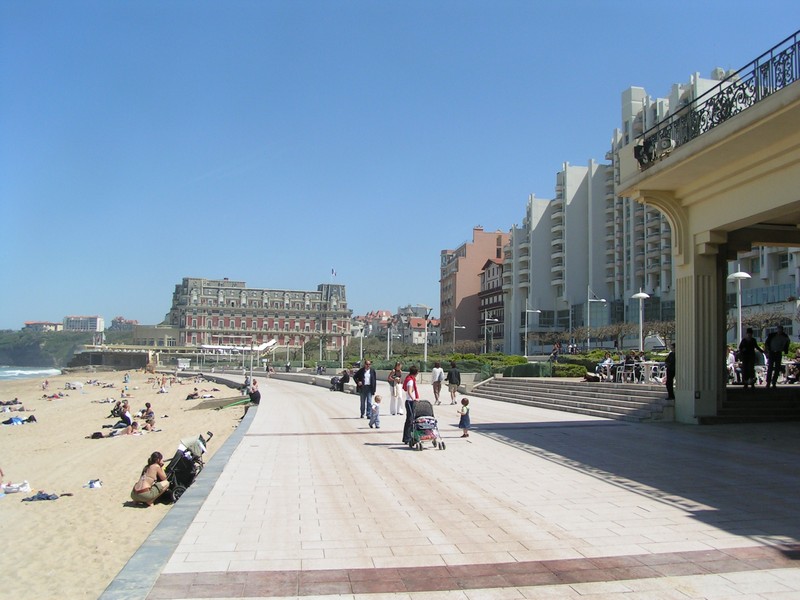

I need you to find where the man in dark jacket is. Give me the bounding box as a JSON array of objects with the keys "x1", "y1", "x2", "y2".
[
  {"x1": 765, "y1": 325, "x2": 791, "y2": 388},
  {"x1": 353, "y1": 360, "x2": 377, "y2": 419},
  {"x1": 665, "y1": 343, "x2": 676, "y2": 400}
]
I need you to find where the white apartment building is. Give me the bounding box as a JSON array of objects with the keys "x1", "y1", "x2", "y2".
[
  {"x1": 63, "y1": 315, "x2": 105, "y2": 332},
  {"x1": 499, "y1": 62, "x2": 800, "y2": 355},
  {"x1": 727, "y1": 248, "x2": 799, "y2": 340},
  {"x1": 612, "y1": 73, "x2": 799, "y2": 341},
  {"x1": 503, "y1": 161, "x2": 618, "y2": 355}
]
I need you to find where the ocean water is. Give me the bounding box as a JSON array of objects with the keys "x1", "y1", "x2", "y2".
[{"x1": 0, "y1": 366, "x2": 62, "y2": 381}]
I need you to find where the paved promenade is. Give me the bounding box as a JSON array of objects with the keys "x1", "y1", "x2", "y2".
[{"x1": 105, "y1": 376, "x2": 800, "y2": 599}]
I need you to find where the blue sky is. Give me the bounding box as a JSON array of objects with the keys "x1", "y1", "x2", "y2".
[{"x1": 2, "y1": 1, "x2": 798, "y2": 330}]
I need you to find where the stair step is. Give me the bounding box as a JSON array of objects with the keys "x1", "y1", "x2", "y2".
[
  {"x1": 470, "y1": 377, "x2": 671, "y2": 423},
  {"x1": 474, "y1": 378, "x2": 800, "y2": 425}
]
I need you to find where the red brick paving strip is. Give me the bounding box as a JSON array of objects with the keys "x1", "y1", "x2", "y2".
[{"x1": 147, "y1": 545, "x2": 800, "y2": 599}]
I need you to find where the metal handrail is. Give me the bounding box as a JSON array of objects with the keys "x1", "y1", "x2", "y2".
[{"x1": 635, "y1": 29, "x2": 800, "y2": 169}]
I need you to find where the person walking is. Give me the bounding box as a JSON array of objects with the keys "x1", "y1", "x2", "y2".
[
  {"x1": 431, "y1": 361, "x2": 445, "y2": 405},
  {"x1": 445, "y1": 361, "x2": 461, "y2": 404},
  {"x1": 738, "y1": 328, "x2": 764, "y2": 390},
  {"x1": 353, "y1": 360, "x2": 377, "y2": 419},
  {"x1": 765, "y1": 325, "x2": 790, "y2": 388},
  {"x1": 401, "y1": 366, "x2": 420, "y2": 445},
  {"x1": 387, "y1": 362, "x2": 404, "y2": 415},
  {"x1": 368, "y1": 395, "x2": 382, "y2": 429}
]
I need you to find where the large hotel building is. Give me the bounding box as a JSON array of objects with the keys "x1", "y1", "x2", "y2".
[{"x1": 162, "y1": 277, "x2": 352, "y2": 351}]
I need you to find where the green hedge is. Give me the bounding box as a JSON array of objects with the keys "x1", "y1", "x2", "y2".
[
  {"x1": 553, "y1": 363, "x2": 587, "y2": 377},
  {"x1": 502, "y1": 362, "x2": 553, "y2": 377}
]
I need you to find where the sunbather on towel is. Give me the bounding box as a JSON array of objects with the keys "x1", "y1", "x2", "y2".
[
  {"x1": 22, "y1": 491, "x2": 59, "y2": 501},
  {"x1": 109, "y1": 422, "x2": 140, "y2": 437},
  {"x1": 2, "y1": 415, "x2": 37, "y2": 425}
]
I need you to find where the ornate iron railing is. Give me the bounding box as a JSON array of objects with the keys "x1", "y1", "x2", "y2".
[{"x1": 635, "y1": 29, "x2": 800, "y2": 169}]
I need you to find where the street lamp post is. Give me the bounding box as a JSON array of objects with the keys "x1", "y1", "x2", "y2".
[
  {"x1": 586, "y1": 286, "x2": 607, "y2": 351},
  {"x1": 420, "y1": 306, "x2": 433, "y2": 370},
  {"x1": 631, "y1": 288, "x2": 650, "y2": 352},
  {"x1": 452, "y1": 323, "x2": 466, "y2": 352},
  {"x1": 728, "y1": 264, "x2": 751, "y2": 342},
  {"x1": 524, "y1": 300, "x2": 541, "y2": 359},
  {"x1": 340, "y1": 321, "x2": 344, "y2": 370},
  {"x1": 484, "y1": 316, "x2": 499, "y2": 354}
]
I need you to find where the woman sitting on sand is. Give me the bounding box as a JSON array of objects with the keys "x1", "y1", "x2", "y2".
[{"x1": 131, "y1": 451, "x2": 170, "y2": 506}]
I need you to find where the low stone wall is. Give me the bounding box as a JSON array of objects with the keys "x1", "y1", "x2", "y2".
[{"x1": 191, "y1": 368, "x2": 480, "y2": 395}]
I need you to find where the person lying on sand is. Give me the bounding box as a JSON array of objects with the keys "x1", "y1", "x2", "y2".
[
  {"x1": 2, "y1": 415, "x2": 37, "y2": 425},
  {"x1": 109, "y1": 422, "x2": 140, "y2": 437}
]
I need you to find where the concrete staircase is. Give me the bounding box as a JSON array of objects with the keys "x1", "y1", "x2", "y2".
[
  {"x1": 699, "y1": 386, "x2": 800, "y2": 424},
  {"x1": 470, "y1": 377, "x2": 674, "y2": 422}
]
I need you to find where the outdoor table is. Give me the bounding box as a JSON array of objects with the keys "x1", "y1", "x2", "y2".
[{"x1": 641, "y1": 361, "x2": 665, "y2": 383}]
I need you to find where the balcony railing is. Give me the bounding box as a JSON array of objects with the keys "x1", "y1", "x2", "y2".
[{"x1": 635, "y1": 29, "x2": 799, "y2": 170}]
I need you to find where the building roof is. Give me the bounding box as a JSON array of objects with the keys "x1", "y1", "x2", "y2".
[{"x1": 408, "y1": 317, "x2": 441, "y2": 330}]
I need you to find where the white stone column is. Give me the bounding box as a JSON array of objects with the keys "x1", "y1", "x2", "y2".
[{"x1": 672, "y1": 234, "x2": 727, "y2": 423}]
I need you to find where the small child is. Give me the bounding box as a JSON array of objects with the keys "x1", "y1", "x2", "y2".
[
  {"x1": 369, "y1": 395, "x2": 382, "y2": 429},
  {"x1": 458, "y1": 398, "x2": 470, "y2": 437}
]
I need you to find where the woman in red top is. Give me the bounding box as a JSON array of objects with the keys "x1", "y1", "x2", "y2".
[{"x1": 401, "y1": 366, "x2": 419, "y2": 445}]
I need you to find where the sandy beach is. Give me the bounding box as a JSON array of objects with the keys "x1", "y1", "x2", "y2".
[{"x1": 0, "y1": 369, "x2": 246, "y2": 599}]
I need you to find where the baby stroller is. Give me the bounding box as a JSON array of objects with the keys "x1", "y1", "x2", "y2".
[
  {"x1": 159, "y1": 431, "x2": 214, "y2": 503},
  {"x1": 330, "y1": 371, "x2": 350, "y2": 392},
  {"x1": 408, "y1": 400, "x2": 446, "y2": 451}
]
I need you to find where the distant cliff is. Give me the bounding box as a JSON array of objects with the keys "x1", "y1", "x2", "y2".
[{"x1": 0, "y1": 331, "x2": 133, "y2": 367}]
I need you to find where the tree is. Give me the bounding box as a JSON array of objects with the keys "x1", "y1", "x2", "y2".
[
  {"x1": 647, "y1": 320, "x2": 676, "y2": 346},
  {"x1": 743, "y1": 310, "x2": 791, "y2": 336},
  {"x1": 599, "y1": 322, "x2": 637, "y2": 350}
]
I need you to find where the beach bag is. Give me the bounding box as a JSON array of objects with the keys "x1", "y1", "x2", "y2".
[{"x1": 2, "y1": 480, "x2": 31, "y2": 494}]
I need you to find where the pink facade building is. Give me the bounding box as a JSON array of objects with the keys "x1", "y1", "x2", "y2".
[{"x1": 440, "y1": 227, "x2": 510, "y2": 347}]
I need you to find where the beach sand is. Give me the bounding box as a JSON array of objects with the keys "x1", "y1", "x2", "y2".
[{"x1": 0, "y1": 369, "x2": 246, "y2": 599}]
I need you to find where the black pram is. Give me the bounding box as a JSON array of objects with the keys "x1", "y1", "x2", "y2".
[
  {"x1": 159, "y1": 431, "x2": 213, "y2": 503},
  {"x1": 330, "y1": 372, "x2": 350, "y2": 391}
]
